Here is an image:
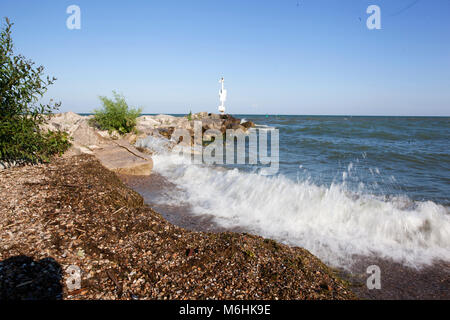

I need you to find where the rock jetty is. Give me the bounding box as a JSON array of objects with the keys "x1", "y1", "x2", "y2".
[{"x1": 40, "y1": 112, "x2": 255, "y2": 176}]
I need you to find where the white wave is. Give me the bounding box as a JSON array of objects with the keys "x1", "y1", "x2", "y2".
[
  {"x1": 254, "y1": 124, "x2": 275, "y2": 129},
  {"x1": 136, "y1": 135, "x2": 173, "y2": 154},
  {"x1": 140, "y1": 138, "x2": 450, "y2": 269}
]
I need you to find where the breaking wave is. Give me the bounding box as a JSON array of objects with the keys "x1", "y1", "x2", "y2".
[{"x1": 139, "y1": 136, "x2": 450, "y2": 269}]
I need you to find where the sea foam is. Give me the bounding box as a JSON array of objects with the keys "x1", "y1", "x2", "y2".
[{"x1": 140, "y1": 136, "x2": 450, "y2": 269}]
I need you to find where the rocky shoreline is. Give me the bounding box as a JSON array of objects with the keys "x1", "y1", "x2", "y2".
[
  {"x1": 2, "y1": 112, "x2": 448, "y2": 300},
  {"x1": 15, "y1": 111, "x2": 255, "y2": 176},
  {"x1": 0, "y1": 111, "x2": 357, "y2": 300},
  {"x1": 0, "y1": 154, "x2": 355, "y2": 300}
]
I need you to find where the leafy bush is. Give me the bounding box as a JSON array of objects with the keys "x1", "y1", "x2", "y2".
[
  {"x1": 41, "y1": 130, "x2": 72, "y2": 159},
  {"x1": 0, "y1": 18, "x2": 71, "y2": 164},
  {"x1": 90, "y1": 91, "x2": 142, "y2": 134}
]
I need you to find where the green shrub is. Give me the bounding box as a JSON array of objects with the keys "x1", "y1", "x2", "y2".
[
  {"x1": 0, "y1": 18, "x2": 71, "y2": 165},
  {"x1": 90, "y1": 91, "x2": 142, "y2": 134},
  {"x1": 41, "y1": 130, "x2": 72, "y2": 159}
]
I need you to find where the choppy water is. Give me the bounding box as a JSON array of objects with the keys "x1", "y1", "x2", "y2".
[
  {"x1": 240, "y1": 115, "x2": 450, "y2": 205},
  {"x1": 138, "y1": 115, "x2": 450, "y2": 269}
]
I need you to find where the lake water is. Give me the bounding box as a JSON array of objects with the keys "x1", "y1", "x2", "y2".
[{"x1": 137, "y1": 115, "x2": 450, "y2": 270}]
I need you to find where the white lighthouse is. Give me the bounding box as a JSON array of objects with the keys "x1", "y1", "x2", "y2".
[{"x1": 218, "y1": 77, "x2": 227, "y2": 114}]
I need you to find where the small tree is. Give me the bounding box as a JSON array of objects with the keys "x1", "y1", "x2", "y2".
[
  {"x1": 0, "y1": 18, "x2": 70, "y2": 164},
  {"x1": 91, "y1": 91, "x2": 141, "y2": 134}
]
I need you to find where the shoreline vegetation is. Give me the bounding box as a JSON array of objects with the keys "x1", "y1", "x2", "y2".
[{"x1": 0, "y1": 19, "x2": 71, "y2": 168}]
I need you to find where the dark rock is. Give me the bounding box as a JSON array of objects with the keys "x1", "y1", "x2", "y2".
[
  {"x1": 201, "y1": 119, "x2": 223, "y2": 132},
  {"x1": 241, "y1": 121, "x2": 255, "y2": 129},
  {"x1": 158, "y1": 127, "x2": 175, "y2": 139}
]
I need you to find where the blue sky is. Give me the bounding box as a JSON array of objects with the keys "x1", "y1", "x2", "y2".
[{"x1": 1, "y1": 0, "x2": 449, "y2": 115}]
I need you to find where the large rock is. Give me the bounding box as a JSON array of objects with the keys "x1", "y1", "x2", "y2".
[
  {"x1": 157, "y1": 127, "x2": 175, "y2": 139},
  {"x1": 135, "y1": 113, "x2": 246, "y2": 137},
  {"x1": 43, "y1": 112, "x2": 250, "y2": 174},
  {"x1": 201, "y1": 118, "x2": 223, "y2": 132},
  {"x1": 94, "y1": 139, "x2": 153, "y2": 175},
  {"x1": 71, "y1": 121, "x2": 106, "y2": 147},
  {"x1": 42, "y1": 112, "x2": 86, "y2": 134},
  {"x1": 153, "y1": 114, "x2": 179, "y2": 125},
  {"x1": 192, "y1": 112, "x2": 208, "y2": 120},
  {"x1": 207, "y1": 113, "x2": 222, "y2": 120},
  {"x1": 43, "y1": 112, "x2": 153, "y2": 176},
  {"x1": 136, "y1": 116, "x2": 160, "y2": 132},
  {"x1": 221, "y1": 116, "x2": 241, "y2": 132},
  {"x1": 43, "y1": 112, "x2": 106, "y2": 151},
  {"x1": 136, "y1": 115, "x2": 193, "y2": 133},
  {"x1": 241, "y1": 120, "x2": 255, "y2": 129}
]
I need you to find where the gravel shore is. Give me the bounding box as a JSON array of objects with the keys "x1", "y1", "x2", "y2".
[
  {"x1": 121, "y1": 171, "x2": 450, "y2": 300},
  {"x1": 0, "y1": 154, "x2": 355, "y2": 300}
]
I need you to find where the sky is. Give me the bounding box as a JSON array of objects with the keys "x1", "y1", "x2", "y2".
[{"x1": 1, "y1": 0, "x2": 449, "y2": 116}]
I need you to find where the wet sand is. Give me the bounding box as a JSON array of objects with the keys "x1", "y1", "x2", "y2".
[
  {"x1": 119, "y1": 173, "x2": 450, "y2": 300},
  {"x1": 339, "y1": 257, "x2": 449, "y2": 300}
]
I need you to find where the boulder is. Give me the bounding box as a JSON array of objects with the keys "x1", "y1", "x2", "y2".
[
  {"x1": 93, "y1": 139, "x2": 153, "y2": 176},
  {"x1": 192, "y1": 112, "x2": 208, "y2": 120},
  {"x1": 201, "y1": 118, "x2": 223, "y2": 132},
  {"x1": 71, "y1": 121, "x2": 106, "y2": 146},
  {"x1": 175, "y1": 117, "x2": 191, "y2": 129},
  {"x1": 136, "y1": 116, "x2": 159, "y2": 132},
  {"x1": 42, "y1": 112, "x2": 107, "y2": 149},
  {"x1": 43, "y1": 112, "x2": 154, "y2": 176},
  {"x1": 157, "y1": 127, "x2": 175, "y2": 139},
  {"x1": 208, "y1": 113, "x2": 222, "y2": 120},
  {"x1": 43, "y1": 112, "x2": 253, "y2": 175},
  {"x1": 222, "y1": 118, "x2": 241, "y2": 132},
  {"x1": 43, "y1": 112, "x2": 86, "y2": 135},
  {"x1": 229, "y1": 123, "x2": 242, "y2": 130},
  {"x1": 241, "y1": 120, "x2": 255, "y2": 129},
  {"x1": 153, "y1": 114, "x2": 179, "y2": 125},
  {"x1": 125, "y1": 133, "x2": 138, "y2": 145}
]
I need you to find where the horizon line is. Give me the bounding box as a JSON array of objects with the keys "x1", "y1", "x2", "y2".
[{"x1": 74, "y1": 112, "x2": 450, "y2": 118}]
